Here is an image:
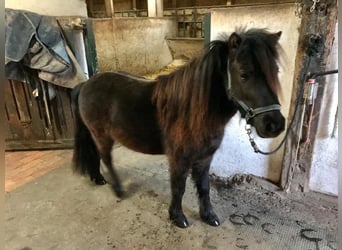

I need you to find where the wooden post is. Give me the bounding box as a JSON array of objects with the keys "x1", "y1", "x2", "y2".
[
  {"x1": 280, "y1": 0, "x2": 337, "y2": 192},
  {"x1": 156, "y1": 0, "x2": 163, "y2": 17},
  {"x1": 147, "y1": 0, "x2": 156, "y2": 17},
  {"x1": 148, "y1": 0, "x2": 163, "y2": 17},
  {"x1": 104, "y1": 0, "x2": 114, "y2": 18}
]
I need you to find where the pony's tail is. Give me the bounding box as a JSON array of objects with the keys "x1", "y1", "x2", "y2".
[{"x1": 71, "y1": 83, "x2": 100, "y2": 176}]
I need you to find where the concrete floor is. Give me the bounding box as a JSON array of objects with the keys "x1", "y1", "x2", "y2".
[{"x1": 5, "y1": 146, "x2": 338, "y2": 250}]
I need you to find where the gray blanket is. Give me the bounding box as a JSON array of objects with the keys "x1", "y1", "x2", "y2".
[{"x1": 5, "y1": 8, "x2": 87, "y2": 88}]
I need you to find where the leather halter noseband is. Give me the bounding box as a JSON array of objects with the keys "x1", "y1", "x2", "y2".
[{"x1": 226, "y1": 61, "x2": 281, "y2": 123}]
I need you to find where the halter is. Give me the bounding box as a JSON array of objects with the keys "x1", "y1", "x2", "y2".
[{"x1": 226, "y1": 61, "x2": 281, "y2": 123}]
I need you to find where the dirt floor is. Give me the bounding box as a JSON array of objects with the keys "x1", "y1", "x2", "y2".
[{"x1": 5, "y1": 146, "x2": 337, "y2": 250}]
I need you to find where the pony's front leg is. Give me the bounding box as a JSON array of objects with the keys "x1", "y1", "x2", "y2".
[
  {"x1": 192, "y1": 164, "x2": 220, "y2": 226},
  {"x1": 169, "y1": 168, "x2": 190, "y2": 228}
]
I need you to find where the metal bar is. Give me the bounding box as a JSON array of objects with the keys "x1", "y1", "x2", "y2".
[{"x1": 308, "y1": 69, "x2": 338, "y2": 79}]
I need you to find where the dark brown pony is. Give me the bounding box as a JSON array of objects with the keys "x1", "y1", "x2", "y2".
[{"x1": 71, "y1": 28, "x2": 285, "y2": 228}]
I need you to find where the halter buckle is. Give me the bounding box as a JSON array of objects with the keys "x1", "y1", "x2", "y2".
[{"x1": 245, "y1": 108, "x2": 256, "y2": 122}]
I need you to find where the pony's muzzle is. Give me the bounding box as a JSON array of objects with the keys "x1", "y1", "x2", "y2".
[{"x1": 253, "y1": 112, "x2": 285, "y2": 138}]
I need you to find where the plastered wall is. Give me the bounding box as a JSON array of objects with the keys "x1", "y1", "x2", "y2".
[
  {"x1": 209, "y1": 4, "x2": 301, "y2": 183},
  {"x1": 309, "y1": 23, "x2": 338, "y2": 196},
  {"x1": 93, "y1": 17, "x2": 177, "y2": 75},
  {"x1": 5, "y1": 0, "x2": 88, "y2": 16}
]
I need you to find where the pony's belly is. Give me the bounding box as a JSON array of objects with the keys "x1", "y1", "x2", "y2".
[{"x1": 111, "y1": 129, "x2": 164, "y2": 155}]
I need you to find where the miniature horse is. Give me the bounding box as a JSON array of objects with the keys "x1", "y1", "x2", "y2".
[{"x1": 71, "y1": 28, "x2": 285, "y2": 228}]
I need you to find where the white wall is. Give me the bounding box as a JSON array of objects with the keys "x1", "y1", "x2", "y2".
[
  {"x1": 309, "y1": 23, "x2": 338, "y2": 196},
  {"x1": 5, "y1": 0, "x2": 88, "y2": 17},
  {"x1": 209, "y1": 4, "x2": 301, "y2": 183}
]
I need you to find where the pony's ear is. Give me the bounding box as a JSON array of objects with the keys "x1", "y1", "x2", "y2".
[
  {"x1": 271, "y1": 31, "x2": 282, "y2": 44},
  {"x1": 228, "y1": 32, "x2": 242, "y2": 50}
]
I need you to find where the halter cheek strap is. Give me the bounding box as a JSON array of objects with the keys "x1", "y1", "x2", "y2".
[{"x1": 226, "y1": 60, "x2": 281, "y2": 123}]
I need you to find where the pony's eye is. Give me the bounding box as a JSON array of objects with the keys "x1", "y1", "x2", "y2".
[{"x1": 240, "y1": 73, "x2": 249, "y2": 81}]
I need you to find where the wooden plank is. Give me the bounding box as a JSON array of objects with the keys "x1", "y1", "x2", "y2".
[
  {"x1": 5, "y1": 80, "x2": 24, "y2": 140},
  {"x1": 11, "y1": 80, "x2": 33, "y2": 140},
  {"x1": 48, "y1": 85, "x2": 64, "y2": 138},
  {"x1": 6, "y1": 139, "x2": 74, "y2": 151},
  {"x1": 5, "y1": 104, "x2": 13, "y2": 140},
  {"x1": 11, "y1": 81, "x2": 31, "y2": 120},
  {"x1": 23, "y1": 79, "x2": 46, "y2": 139},
  {"x1": 38, "y1": 81, "x2": 54, "y2": 140},
  {"x1": 58, "y1": 87, "x2": 75, "y2": 138},
  {"x1": 49, "y1": 87, "x2": 74, "y2": 140}
]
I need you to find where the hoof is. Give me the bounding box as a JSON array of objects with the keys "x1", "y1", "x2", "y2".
[
  {"x1": 169, "y1": 212, "x2": 189, "y2": 228},
  {"x1": 201, "y1": 212, "x2": 220, "y2": 227},
  {"x1": 91, "y1": 176, "x2": 107, "y2": 185}
]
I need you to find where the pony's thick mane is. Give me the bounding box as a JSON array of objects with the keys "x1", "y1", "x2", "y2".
[{"x1": 152, "y1": 40, "x2": 230, "y2": 149}]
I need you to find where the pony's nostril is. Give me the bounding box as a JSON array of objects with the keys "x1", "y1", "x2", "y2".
[
  {"x1": 264, "y1": 116, "x2": 285, "y2": 134},
  {"x1": 266, "y1": 121, "x2": 277, "y2": 133}
]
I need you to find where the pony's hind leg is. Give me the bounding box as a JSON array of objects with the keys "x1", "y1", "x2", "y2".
[
  {"x1": 192, "y1": 164, "x2": 220, "y2": 226},
  {"x1": 94, "y1": 136, "x2": 124, "y2": 198},
  {"x1": 89, "y1": 160, "x2": 107, "y2": 186},
  {"x1": 86, "y1": 139, "x2": 106, "y2": 185},
  {"x1": 101, "y1": 152, "x2": 124, "y2": 198}
]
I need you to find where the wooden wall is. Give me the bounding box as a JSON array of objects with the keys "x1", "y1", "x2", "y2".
[
  {"x1": 5, "y1": 80, "x2": 75, "y2": 150},
  {"x1": 163, "y1": 0, "x2": 226, "y2": 8},
  {"x1": 87, "y1": 0, "x2": 292, "y2": 17}
]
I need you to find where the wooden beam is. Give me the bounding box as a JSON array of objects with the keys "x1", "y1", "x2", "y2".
[
  {"x1": 104, "y1": 0, "x2": 114, "y2": 18},
  {"x1": 156, "y1": 0, "x2": 163, "y2": 17},
  {"x1": 147, "y1": 0, "x2": 157, "y2": 17},
  {"x1": 148, "y1": 0, "x2": 163, "y2": 17},
  {"x1": 280, "y1": 0, "x2": 338, "y2": 192}
]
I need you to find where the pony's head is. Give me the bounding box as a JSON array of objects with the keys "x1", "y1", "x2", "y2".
[{"x1": 226, "y1": 29, "x2": 285, "y2": 138}]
